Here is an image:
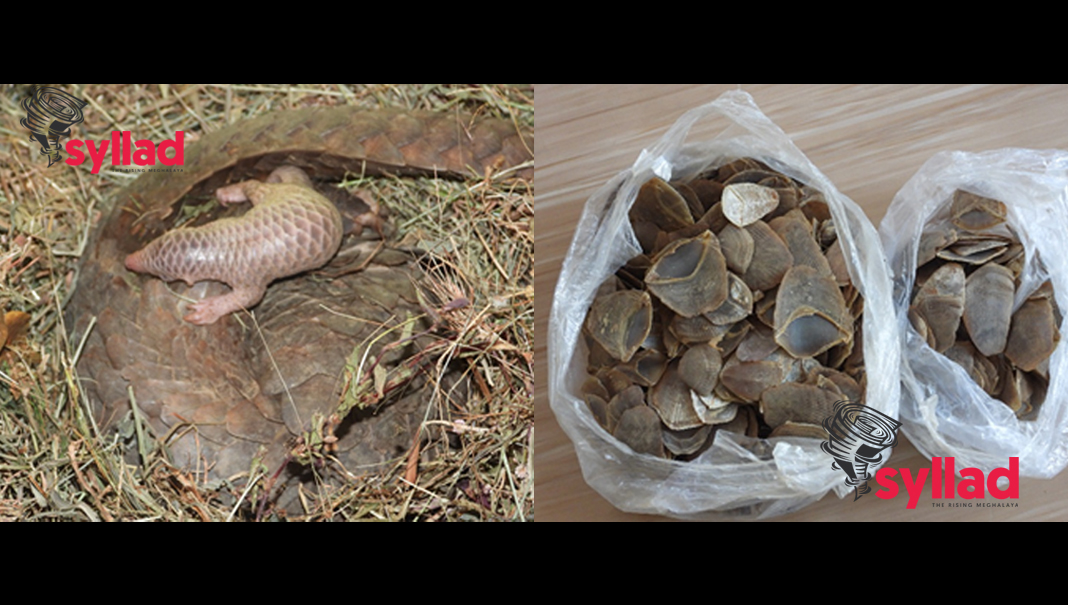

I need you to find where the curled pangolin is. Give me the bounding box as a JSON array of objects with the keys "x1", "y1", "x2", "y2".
[{"x1": 66, "y1": 106, "x2": 532, "y2": 501}]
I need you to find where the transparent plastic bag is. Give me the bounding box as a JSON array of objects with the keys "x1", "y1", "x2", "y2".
[
  {"x1": 547, "y1": 90, "x2": 900, "y2": 519},
  {"x1": 881, "y1": 149, "x2": 1068, "y2": 478}
]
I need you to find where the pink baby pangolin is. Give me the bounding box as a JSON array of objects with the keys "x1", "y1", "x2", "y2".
[{"x1": 124, "y1": 166, "x2": 343, "y2": 325}]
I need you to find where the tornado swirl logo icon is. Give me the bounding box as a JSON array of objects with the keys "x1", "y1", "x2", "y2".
[
  {"x1": 821, "y1": 400, "x2": 901, "y2": 501},
  {"x1": 20, "y1": 86, "x2": 88, "y2": 167}
]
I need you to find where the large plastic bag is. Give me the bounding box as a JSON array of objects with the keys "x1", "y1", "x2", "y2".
[
  {"x1": 547, "y1": 90, "x2": 900, "y2": 519},
  {"x1": 881, "y1": 149, "x2": 1068, "y2": 478}
]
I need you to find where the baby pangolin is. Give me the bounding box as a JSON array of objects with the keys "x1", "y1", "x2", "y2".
[{"x1": 124, "y1": 166, "x2": 344, "y2": 325}]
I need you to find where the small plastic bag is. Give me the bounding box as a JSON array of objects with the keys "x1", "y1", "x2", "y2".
[
  {"x1": 547, "y1": 90, "x2": 900, "y2": 519},
  {"x1": 881, "y1": 149, "x2": 1068, "y2": 478}
]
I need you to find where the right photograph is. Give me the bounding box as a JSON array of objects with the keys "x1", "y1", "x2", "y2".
[{"x1": 534, "y1": 84, "x2": 1068, "y2": 521}]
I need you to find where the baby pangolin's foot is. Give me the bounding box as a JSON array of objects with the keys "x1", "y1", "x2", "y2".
[
  {"x1": 215, "y1": 182, "x2": 252, "y2": 206},
  {"x1": 184, "y1": 285, "x2": 267, "y2": 325}
]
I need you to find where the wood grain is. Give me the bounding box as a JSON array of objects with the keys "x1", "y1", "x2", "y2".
[{"x1": 534, "y1": 84, "x2": 1068, "y2": 521}]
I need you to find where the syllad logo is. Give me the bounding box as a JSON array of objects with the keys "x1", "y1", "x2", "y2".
[
  {"x1": 21, "y1": 85, "x2": 184, "y2": 174},
  {"x1": 820, "y1": 400, "x2": 1021, "y2": 509}
]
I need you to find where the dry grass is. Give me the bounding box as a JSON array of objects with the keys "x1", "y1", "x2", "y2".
[{"x1": 0, "y1": 84, "x2": 533, "y2": 521}]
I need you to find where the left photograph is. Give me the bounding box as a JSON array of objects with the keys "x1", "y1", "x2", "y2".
[{"x1": 0, "y1": 84, "x2": 533, "y2": 521}]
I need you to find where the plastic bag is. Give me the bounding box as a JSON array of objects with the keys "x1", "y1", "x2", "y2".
[
  {"x1": 881, "y1": 148, "x2": 1068, "y2": 478},
  {"x1": 547, "y1": 90, "x2": 900, "y2": 519}
]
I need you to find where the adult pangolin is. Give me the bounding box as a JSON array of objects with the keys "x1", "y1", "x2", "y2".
[{"x1": 66, "y1": 106, "x2": 532, "y2": 501}]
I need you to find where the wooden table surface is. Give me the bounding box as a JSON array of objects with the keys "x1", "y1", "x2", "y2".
[{"x1": 533, "y1": 84, "x2": 1068, "y2": 521}]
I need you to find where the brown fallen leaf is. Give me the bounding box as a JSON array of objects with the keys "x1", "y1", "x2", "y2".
[
  {"x1": 405, "y1": 431, "x2": 421, "y2": 484},
  {"x1": 5, "y1": 311, "x2": 30, "y2": 342},
  {"x1": 0, "y1": 310, "x2": 30, "y2": 352}
]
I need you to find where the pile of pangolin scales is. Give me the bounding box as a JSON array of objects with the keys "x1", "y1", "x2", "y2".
[
  {"x1": 581, "y1": 158, "x2": 865, "y2": 459},
  {"x1": 909, "y1": 189, "x2": 1060, "y2": 419}
]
